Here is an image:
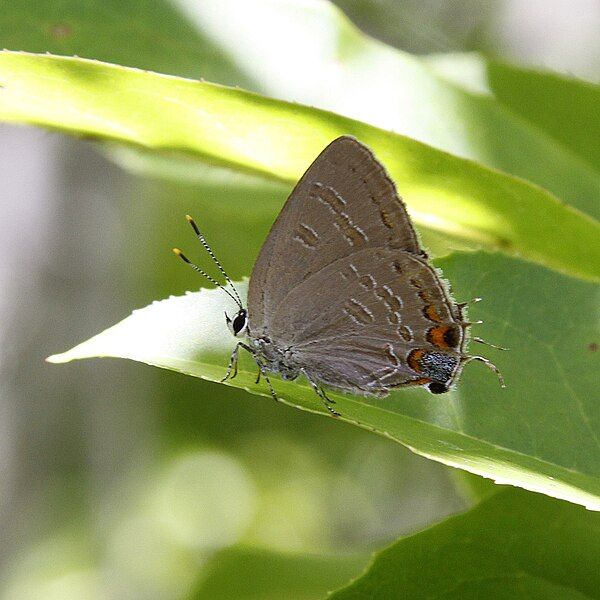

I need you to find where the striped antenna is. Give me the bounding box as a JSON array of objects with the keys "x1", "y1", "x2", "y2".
[
  {"x1": 185, "y1": 215, "x2": 244, "y2": 308},
  {"x1": 172, "y1": 248, "x2": 243, "y2": 309}
]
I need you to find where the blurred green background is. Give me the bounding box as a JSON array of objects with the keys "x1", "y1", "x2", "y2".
[{"x1": 0, "y1": 1, "x2": 598, "y2": 598}]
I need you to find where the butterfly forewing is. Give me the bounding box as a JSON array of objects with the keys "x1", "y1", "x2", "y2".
[{"x1": 248, "y1": 136, "x2": 425, "y2": 338}]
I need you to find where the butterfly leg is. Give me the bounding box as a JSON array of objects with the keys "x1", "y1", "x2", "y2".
[
  {"x1": 221, "y1": 343, "x2": 241, "y2": 382},
  {"x1": 473, "y1": 337, "x2": 508, "y2": 351},
  {"x1": 457, "y1": 304, "x2": 506, "y2": 351},
  {"x1": 458, "y1": 314, "x2": 506, "y2": 351},
  {"x1": 221, "y1": 341, "x2": 255, "y2": 382},
  {"x1": 253, "y1": 358, "x2": 279, "y2": 403},
  {"x1": 302, "y1": 369, "x2": 340, "y2": 417},
  {"x1": 462, "y1": 355, "x2": 506, "y2": 388}
]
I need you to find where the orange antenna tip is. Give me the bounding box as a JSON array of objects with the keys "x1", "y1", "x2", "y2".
[
  {"x1": 172, "y1": 248, "x2": 191, "y2": 263},
  {"x1": 185, "y1": 214, "x2": 201, "y2": 235}
]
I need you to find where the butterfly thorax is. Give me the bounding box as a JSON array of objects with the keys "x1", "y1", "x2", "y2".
[{"x1": 250, "y1": 335, "x2": 301, "y2": 381}]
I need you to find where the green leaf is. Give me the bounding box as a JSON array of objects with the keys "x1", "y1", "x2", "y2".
[
  {"x1": 488, "y1": 63, "x2": 600, "y2": 174},
  {"x1": 189, "y1": 546, "x2": 367, "y2": 600},
  {"x1": 0, "y1": 52, "x2": 598, "y2": 281},
  {"x1": 450, "y1": 470, "x2": 502, "y2": 504},
  {"x1": 47, "y1": 252, "x2": 600, "y2": 510},
  {"x1": 330, "y1": 489, "x2": 600, "y2": 599},
  {"x1": 2, "y1": 2, "x2": 598, "y2": 219},
  {"x1": 0, "y1": 0, "x2": 253, "y2": 88},
  {"x1": 148, "y1": 1, "x2": 598, "y2": 219},
  {"x1": 429, "y1": 53, "x2": 600, "y2": 176}
]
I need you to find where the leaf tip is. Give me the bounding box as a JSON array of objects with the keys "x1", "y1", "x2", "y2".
[{"x1": 46, "y1": 352, "x2": 69, "y2": 364}]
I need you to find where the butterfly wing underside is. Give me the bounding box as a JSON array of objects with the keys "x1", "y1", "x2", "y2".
[
  {"x1": 273, "y1": 248, "x2": 463, "y2": 392},
  {"x1": 248, "y1": 136, "x2": 425, "y2": 337},
  {"x1": 247, "y1": 136, "x2": 464, "y2": 393}
]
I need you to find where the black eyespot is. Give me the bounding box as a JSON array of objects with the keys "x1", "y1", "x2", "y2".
[
  {"x1": 232, "y1": 310, "x2": 247, "y2": 335},
  {"x1": 443, "y1": 326, "x2": 461, "y2": 349},
  {"x1": 428, "y1": 381, "x2": 449, "y2": 394}
]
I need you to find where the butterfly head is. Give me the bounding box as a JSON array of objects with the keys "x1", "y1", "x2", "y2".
[
  {"x1": 173, "y1": 214, "x2": 248, "y2": 338},
  {"x1": 225, "y1": 308, "x2": 248, "y2": 337}
]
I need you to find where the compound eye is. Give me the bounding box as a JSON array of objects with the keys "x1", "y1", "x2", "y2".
[
  {"x1": 232, "y1": 309, "x2": 248, "y2": 336},
  {"x1": 428, "y1": 381, "x2": 449, "y2": 394}
]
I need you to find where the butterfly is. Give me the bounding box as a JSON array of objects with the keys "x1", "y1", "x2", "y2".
[{"x1": 174, "y1": 136, "x2": 503, "y2": 415}]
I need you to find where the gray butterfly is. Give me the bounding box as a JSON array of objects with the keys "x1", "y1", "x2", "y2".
[{"x1": 175, "y1": 136, "x2": 503, "y2": 415}]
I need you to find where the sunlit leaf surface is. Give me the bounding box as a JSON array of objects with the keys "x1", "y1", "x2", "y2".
[
  {"x1": 429, "y1": 53, "x2": 600, "y2": 179},
  {"x1": 0, "y1": 51, "x2": 598, "y2": 281},
  {"x1": 48, "y1": 252, "x2": 600, "y2": 510},
  {"x1": 168, "y1": 0, "x2": 599, "y2": 219},
  {"x1": 1, "y1": 1, "x2": 598, "y2": 218}
]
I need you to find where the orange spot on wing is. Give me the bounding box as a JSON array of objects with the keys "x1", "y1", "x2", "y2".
[
  {"x1": 408, "y1": 349, "x2": 425, "y2": 372},
  {"x1": 427, "y1": 325, "x2": 460, "y2": 349},
  {"x1": 424, "y1": 305, "x2": 444, "y2": 323},
  {"x1": 378, "y1": 209, "x2": 392, "y2": 228}
]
